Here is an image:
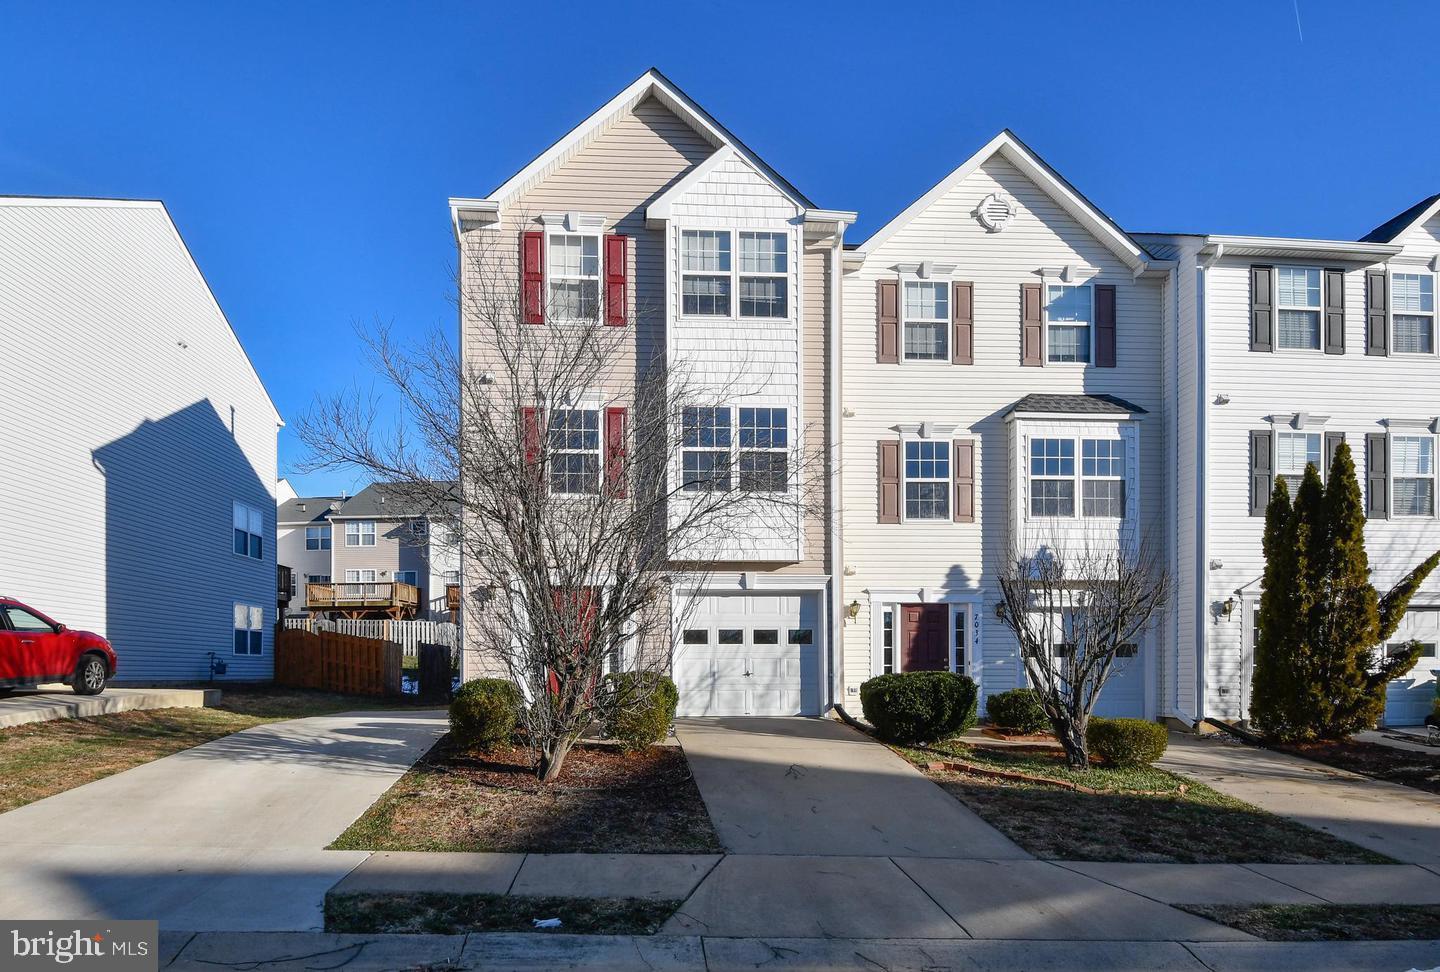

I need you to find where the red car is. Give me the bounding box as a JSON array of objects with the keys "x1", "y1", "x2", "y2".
[{"x1": 0, "y1": 597, "x2": 115, "y2": 695}]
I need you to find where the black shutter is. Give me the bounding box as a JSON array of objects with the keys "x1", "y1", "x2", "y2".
[
  {"x1": 1323, "y1": 268, "x2": 1345, "y2": 355},
  {"x1": 1250, "y1": 429, "x2": 1274, "y2": 517},
  {"x1": 1366, "y1": 269, "x2": 1389, "y2": 356},
  {"x1": 1324, "y1": 430, "x2": 1344, "y2": 482},
  {"x1": 1251, "y1": 265, "x2": 1274, "y2": 353},
  {"x1": 1366, "y1": 433, "x2": 1389, "y2": 519}
]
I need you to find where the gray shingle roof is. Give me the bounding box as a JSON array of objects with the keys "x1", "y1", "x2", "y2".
[
  {"x1": 277, "y1": 496, "x2": 343, "y2": 525},
  {"x1": 1360, "y1": 192, "x2": 1440, "y2": 244},
  {"x1": 327, "y1": 482, "x2": 459, "y2": 520},
  {"x1": 1006, "y1": 393, "x2": 1147, "y2": 416}
]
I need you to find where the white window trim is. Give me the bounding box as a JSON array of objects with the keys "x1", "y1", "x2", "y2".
[
  {"x1": 544, "y1": 229, "x2": 602, "y2": 325},
  {"x1": 1392, "y1": 432, "x2": 1437, "y2": 519},
  {"x1": 900, "y1": 278, "x2": 950, "y2": 364},
  {"x1": 678, "y1": 227, "x2": 792, "y2": 322},
  {"x1": 232, "y1": 601, "x2": 264, "y2": 657},
  {"x1": 900, "y1": 435, "x2": 951, "y2": 523},
  {"x1": 679, "y1": 404, "x2": 792, "y2": 494},
  {"x1": 867, "y1": 596, "x2": 980, "y2": 682},
  {"x1": 1021, "y1": 428, "x2": 1137, "y2": 524},
  {"x1": 1274, "y1": 429, "x2": 1324, "y2": 488},
  {"x1": 1274, "y1": 265, "x2": 1325, "y2": 353},
  {"x1": 1080, "y1": 438, "x2": 1127, "y2": 518},
  {"x1": 232, "y1": 501, "x2": 264, "y2": 560},
  {"x1": 548, "y1": 405, "x2": 603, "y2": 497},
  {"x1": 304, "y1": 524, "x2": 331, "y2": 551},
  {"x1": 1390, "y1": 269, "x2": 1437, "y2": 356},
  {"x1": 1027, "y1": 435, "x2": 1078, "y2": 520},
  {"x1": 737, "y1": 230, "x2": 789, "y2": 320},
  {"x1": 345, "y1": 520, "x2": 377, "y2": 547},
  {"x1": 1043, "y1": 282, "x2": 1095, "y2": 366}
]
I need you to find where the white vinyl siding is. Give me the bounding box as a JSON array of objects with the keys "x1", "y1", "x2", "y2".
[{"x1": 1275, "y1": 267, "x2": 1322, "y2": 351}]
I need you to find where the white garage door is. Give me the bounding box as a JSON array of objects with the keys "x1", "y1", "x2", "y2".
[
  {"x1": 1384, "y1": 609, "x2": 1440, "y2": 726},
  {"x1": 1092, "y1": 643, "x2": 1147, "y2": 719},
  {"x1": 673, "y1": 593, "x2": 821, "y2": 717}
]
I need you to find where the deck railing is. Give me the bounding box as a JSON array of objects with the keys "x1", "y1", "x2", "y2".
[{"x1": 305, "y1": 581, "x2": 421, "y2": 612}]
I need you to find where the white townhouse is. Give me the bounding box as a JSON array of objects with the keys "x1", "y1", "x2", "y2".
[
  {"x1": 0, "y1": 197, "x2": 282, "y2": 681},
  {"x1": 1141, "y1": 193, "x2": 1440, "y2": 727},
  {"x1": 838, "y1": 132, "x2": 1174, "y2": 720}
]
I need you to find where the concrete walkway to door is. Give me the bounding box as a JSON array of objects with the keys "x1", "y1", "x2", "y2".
[{"x1": 675, "y1": 717, "x2": 1029, "y2": 858}]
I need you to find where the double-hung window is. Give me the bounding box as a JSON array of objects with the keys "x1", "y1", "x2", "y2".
[
  {"x1": 345, "y1": 520, "x2": 376, "y2": 547},
  {"x1": 1045, "y1": 285, "x2": 1092, "y2": 363},
  {"x1": 1392, "y1": 272, "x2": 1435, "y2": 354},
  {"x1": 233, "y1": 501, "x2": 263, "y2": 559},
  {"x1": 902, "y1": 281, "x2": 948, "y2": 361},
  {"x1": 1030, "y1": 438, "x2": 1076, "y2": 516},
  {"x1": 547, "y1": 234, "x2": 600, "y2": 321},
  {"x1": 1275, "y1": 431, "x2": 1322, "y2": 496},
  {"x1": 1276, "y1": 267, "x2": 1322, "y2": 350},
  {"x1": 233, "y1": 603, "x2": 263, "y2": 656},
  {"x1": 548, "y1": 408, "x2": 600, "y2": 495},
  {"x1": 304, "y1": 525, "x2": 331, "y2": 551},
  {"x1": 738, "y1": 407, "x2": 788, "y2": 492},
  {"x1": 738, "y1": 232, "x2": 787, "y2": 318},
  {"x1": 904, "y1": 441, "x2": 950, "y2": 519},
  {"x1": 1394, "y1": 435, "x2": 1436, "y2": 517},
  {"x1": 1081, "y1": 439, "x2": 1125, "y2": 517},
  {"x1": 681, "y1": 230, "x2": 731, "y2": 316},
  {"x1": 681, "y1": 406, "x2": 732, "y2": 491}
]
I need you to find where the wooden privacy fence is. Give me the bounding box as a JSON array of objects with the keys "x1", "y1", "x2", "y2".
[{"x1": 274, "y1": 626, "x2": 403, "y2": 697}]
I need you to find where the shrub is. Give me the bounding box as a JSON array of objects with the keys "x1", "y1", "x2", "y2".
[
  {"x1": 985, "y1": 688, "x2": 1050, "y2": 734},
  {"x1": 449, "y1": 678, "x2": 522, "y2": 748},
  {"x1": 1086, "y1": 717, "x2": 1168, "y2": 767},
  {"x1": 859, "y1": 671, "x2": 978, "y2": 744},
  {"x1": 603, "y1": 672, "x2": 678, "y2": 751}
]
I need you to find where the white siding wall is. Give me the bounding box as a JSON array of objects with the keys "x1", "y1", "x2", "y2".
[
  {"x1": 840, "y1": 157, "x2": 1166, "y2": 708},
  {"x1": 0, "y1": 200, "x2": 279, "y2": 681}
]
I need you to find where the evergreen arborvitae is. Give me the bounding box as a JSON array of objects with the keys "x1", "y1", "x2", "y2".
[{"x1": 1249, "y1": 477, "x2": 1296, "y2": 736}]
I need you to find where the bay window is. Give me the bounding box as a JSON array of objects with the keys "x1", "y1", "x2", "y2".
[
  {"x1": 1276, "y1": 267, "x2": 1322, "y2": 350},
  {"x1": 1030, "y1": 438, "x2": 1075, "y2": 516},
  {"x1": 1081, "y1": 439, "x2": 1125, "y2": 517},
  {"x1": 902, "y1": 281, "x2": 948, "y2": 361},
  {"x1": 1392, "y1": 272, "x2": 1435, "y2": 354}
]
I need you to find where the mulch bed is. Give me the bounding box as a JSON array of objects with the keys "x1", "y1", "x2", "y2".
[
  {"x1": 326, "y1": 891, "x2": 678, "y2": 935},
  {"x1": 1179, "y1": 904, "x2": 1440, "y2": 941},
  {"x1": 330, "y1": 735, "x2": 722, "y2": 854},
  {"x1": 1274, "y1": 739, "x2": 1440, "y2": 795}
]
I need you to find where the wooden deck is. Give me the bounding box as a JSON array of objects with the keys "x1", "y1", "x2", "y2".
[{"x1": 305, "y1": 581, "x2": 421, "y2": 619}]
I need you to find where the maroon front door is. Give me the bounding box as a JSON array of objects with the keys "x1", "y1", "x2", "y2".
[{"x1": 900, "y1": 604, "x2": 949, "y2": 672}]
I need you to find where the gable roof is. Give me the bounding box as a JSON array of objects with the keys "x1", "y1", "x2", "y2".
[
  {"x1": 278, "y1": 496, "x2": 343, "y2": 525},
  {"x1": 327, "y1": 482, "x2": 459, "y2": 520},
  {"x1": 1360, "y1": 192, "x2": 1440, "y2": 244},
  {"x1": 480, "y1": 68, "x2": 816, "y2": 212},
  {"x1": 1005, "y1": 393, "x2": 1147, "y2": 417},
  {"x1": 853, "y1": 130, "x2": 1152, "y2": 274}
]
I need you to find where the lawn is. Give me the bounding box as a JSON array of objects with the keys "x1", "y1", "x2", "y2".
[
  {"x1": 1179, "y1": 904, "x2": 1440, "y2": 941},
  {"x1": 0, "y1": 686, "x2": 419, "y2": 813},
  {"x1": 894, "y1": 740, "x2": 1393, "y2": 864},
  {"x1": 1275, "y1": 738, "x2": 1440, "y2": 795},
  {"x1": 326, "y1": 891, "x2": 677, "y2": 935},
  {"x1": 331, "y1": 735, "x2": 721, "y2": 854}
]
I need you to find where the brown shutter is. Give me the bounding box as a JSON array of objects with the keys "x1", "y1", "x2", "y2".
[
  {"x1": 952, "y1": 438, "x2": 975, "y2": 523},
  {"x1": 1094, "y1": 284, "x2": 1117, "y2": 367},
  {"x1": 1250, "y1": 265, "x2": 1274, "y2": 352},
  {"x1": 951, "y1": 281, "x2": 974, "y2": 365},
  {"x1": 1323, "y1": 268, "x2": 1345, "y2": 354},
  {"x1": 604, "y1": 407, "x2": 627, "y2": 496},
  {"x1": 604, "y1": 234, "x2": 628, "y2": 326},
  {"x1": 1366, "y1": 432, "x2": 1389, "y2": 519},
  {"x1": 878, "y1": 440, "x2": 901, "y2": 523},
  {"x1": 1366, "y1": 269, "x2": 1389, "y2": 356},
  {"x1": 1324, "y1": 430, "x2": 1344, "y2": 482},
  {"x1": 1250, "y1": 429, "x2": 1273, "y2": 516},
  {"x1": 876, "y1": 279, "x2": 899, "y2": 363},
  {"x1": 521, "y1": 231, "x2": 545, "y2": 324},
  {"x1": 1021, "y1": 282, "x2": 1044, "y2": 366}
]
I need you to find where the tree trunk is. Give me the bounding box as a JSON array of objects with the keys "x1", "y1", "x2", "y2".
[
  {"x1": 537, "y1": 735, "x2": 576, "y2": 783},
  {"x1": 1058, "y1": 716, "x2": 1089, "y2": 770}
]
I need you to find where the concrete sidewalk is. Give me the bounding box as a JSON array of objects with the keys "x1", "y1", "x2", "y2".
[
  {"x1": 0, "y1": 685, "x2": 217, "y2": 728},
  {"x1": 675, "y1": 717, "x2": 1029, "y2": 858},
  {"x1": 1161, "y1": 733, "x2": 1440, "y2": 865}
]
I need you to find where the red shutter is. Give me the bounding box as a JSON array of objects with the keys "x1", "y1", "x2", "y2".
[
  {"x1": 1094, "y1": 284, "x2": 1117, "y2": 367},
  {"x1": 604, "y1": 234, "x2": 628, "y2": 326},
  {"x1": 952, "y1": 281, "x2": 974, "y2": 365},
  {"x1": 521, "y1": 231, "x2": 544, "y2": 324},
  {"x1": 1021, "y1": 283, "x2": 1044, "y2": 366},
  {"x1": 953, "y1": 439, "x2": 975, "y2": 523},
  {"x1": 878, "y1": 440, "x2": 901, "y2": 523},
  {"x1": 604, "y1": 406, "x2": 627, "y2": 496},
  {"x1": 521, "y1": 406, "x2": 544, "y2": 471},
  {"x1": 877, "y1": 279, "x2": 899, "y2": 363}
]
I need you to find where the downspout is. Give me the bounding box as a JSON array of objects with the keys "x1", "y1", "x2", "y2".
[
  {"x1": 1193, "y1": 241, "x2": 1221, "y2": 724},
  {"x1": 827, "y1": 230, "x2": 846, "y2": 712}
]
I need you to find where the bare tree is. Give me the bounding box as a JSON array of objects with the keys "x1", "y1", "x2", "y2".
[
  {"x1": 995, "y1": 539, "x2": 1171, "y2": 769},
  {"x1": 297, "y1": 224, "x2": 820, "y2": 780}
]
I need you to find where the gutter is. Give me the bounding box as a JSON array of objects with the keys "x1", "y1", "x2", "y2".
[{"x1": 827, "y1": 227, "x2": 846, "y2": 712}]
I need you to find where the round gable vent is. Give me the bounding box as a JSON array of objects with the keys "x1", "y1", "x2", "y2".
[{"x1": 977, "y1": 192, "x2": 1017, "y2": 233}]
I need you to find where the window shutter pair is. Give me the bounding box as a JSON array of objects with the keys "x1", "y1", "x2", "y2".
[
  {"x1": 519, "y1": 230, "x2": 629, "y2": 326},
  {"x1": 1366, "y1": 269, "x2": 1389, "y2": 356},
  {"x1": 876, "y1": 279, "x2": 974, "y2": 364},
  {"x1": 1366, "y1": 432, "x2": 1389, "y2": 519},
  {"x1": 1251, "y1": 265, "x2": 1347, "y2": 353},
  {"x1": 875, "y1": 438, "x2": 975, "y2": 524}
]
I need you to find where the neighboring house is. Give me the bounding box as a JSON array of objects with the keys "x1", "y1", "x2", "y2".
[
  {"x1": 838, "y1": 132, "x2": 1171, "y2": 720},
  {"x1": 0, "y1": 197, "x2": 281, "y2": 681},
  {"x1": 277, "y1": 482, "x2": 460, "y2": 621},
  {"x1": 450, "y1": 69, "x2": 851, "y2": 716}
]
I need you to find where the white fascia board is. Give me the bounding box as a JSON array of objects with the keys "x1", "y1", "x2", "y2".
[
  {"x1": 449, "y1": 197, "x2": 501, "y2": 241},
  {"x1": 1199, "y1": 235, "x2": 1401, "y2": 262},
  {"x1": 803, "y1": 208, "x2": 859, "y2": 227},
  {"x1": 0, "y1": 195, "x2": 166, "y2": 210},
  {"x1": 1004, "y1": 410, "x2": 1143, "y2": 423}
]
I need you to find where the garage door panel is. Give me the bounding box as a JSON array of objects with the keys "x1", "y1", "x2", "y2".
[
  {"x1": 1384, "y1": 609, "x2": 1440, "y2": 726},
  {"x1": 673, "y1": 593, "x2": 821, "y2": 717}
]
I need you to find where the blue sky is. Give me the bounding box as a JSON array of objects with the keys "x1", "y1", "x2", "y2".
[{"x1": 3, "y1": 1, "x2": 1436, "y2": 496}]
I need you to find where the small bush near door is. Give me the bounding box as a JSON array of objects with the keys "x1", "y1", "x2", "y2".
[
  {"x1": 1086, "y1": 717, "x2": 1168, "y2": 767},
  {"x1": 985, "y1": 688, "x2": 1049, "y2": 734},
  {"x1": 602, "y1": 673, "x2": 678, "y2": 751},
  {"x1": 450, "y1": 678, "x2": 522, "y2": 748},
  {"x1": 860, "y1": 671, "x2": 978, "y2": 744}
]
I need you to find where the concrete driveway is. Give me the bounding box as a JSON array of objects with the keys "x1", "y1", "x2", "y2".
[
  {"x1": 0, "y1": 709, "x2": 445, "y2": 930},
  {"x1": 675, "y1": 717, "x2": 1029, "y2": 858}
]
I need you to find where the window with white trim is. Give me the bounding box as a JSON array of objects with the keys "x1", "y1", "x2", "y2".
[
  {"x1": 547, "y1": 233, "x2": 599, "y2": 321},
  {"x1": 1030, "y1": 438, "x2": 1075, "y2": 516},
  {"x1": 681, "y1": 230, "x2": 731, "y2": 316},
  {"x1": 902, "y1": 281, "x2": 948, "y2": 361},
  {"x1": 305, "y1": 525, "x2": 331, "y2": 551},
  {"x1": 345, "y1": 568, "x2": 377, "y2": 583},
  {"x1": 882, "y1": 608, "x2": 894, "y2": 674},
  {"x1": 1276, "y1": 267, "x2": 1322, "y2": 350},
  {"x1": 233, "y1": 603, "x2": 263, "y2": 656},
  {"x1": 953, "y1": 608, "x2": 968, "y2": 672},
  {"x1": 904, "y1": 440, "x2": 950, "y2": 519},
  {"x1": 306, "y1": 573, "x2": 330, "y2": 584},
  {"x1": 1274, "y1": 430, "x2": 1322, "y2": 497},
  {"x1": 1081, "y1": 439, "x2": 1125, "y2": 517},
  {"x1": 1392, "y1": 272, "x2": 1435, "y2": 354},
  {"x1": 1385, "y1": 640, "x2": 1438, "y2": 663},
  {"x1": 548, "y1": 408, "x2": 600, "y2": 495},
  {"x1": 345, "y1": 520, "x2": 376, "y2": 547},
  {"x1": 1045, "y1": 285, "x2": 1092, "y2": 363},
  {"x1": 233, "y1": 501, "x2": 263, "y2": 559},
  {"x1": 681, "y1": 406, "x2": 732, "y2": 491},
  {"x1": 738, "y1": 407, "x2": 788, "y2": 492},
  {"x1": 738, "y1": 232, "x2": 787, "y2": 318},
  {"x1": 1394, "y1": 435, "x2": 1436, "y2": 517}
]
